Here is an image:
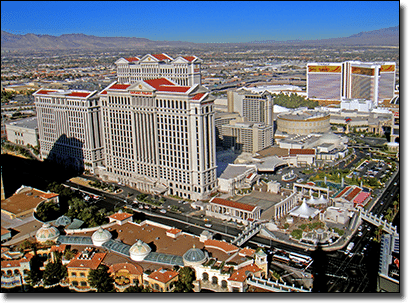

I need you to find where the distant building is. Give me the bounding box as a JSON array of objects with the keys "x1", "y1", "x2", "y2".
[
  {"x1": 5, "y1": 117, "x2": 39, "y2": 147},
  {"x1": 307, "y1": 63, "x2": 343, "y2": 101},
  {"x1": 1, "y1": 253, "x2": 33, "y2": 289},
  {"x1": 115, "y1": 53, "x2": 202, "y2": 86},
  {"x1": 307, "y1": 61, "x2": 396, "y2": 107},
  {"x1": 221, "y1": 117, "x2": 273, "y2": 154},
  {"x1": 340, "y1": 99, "x2": 373, "y2": 112},
  {"x1": 390, "y1": 109, "x2": 399, "y2": 144},
  {"x1": 276, "y1": 110, "x2": 330, "y2": 135}
]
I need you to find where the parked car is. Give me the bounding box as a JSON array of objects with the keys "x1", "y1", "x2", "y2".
[
  {"x1": 205, "y1": 223, "x2": 212, "y2": 228},
  {"x1": 160, "y1": 209, "x2": 166, "y2": 214}
]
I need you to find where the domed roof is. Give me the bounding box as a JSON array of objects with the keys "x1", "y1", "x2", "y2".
[
  {"x1": 91, "y1": 227, "x2": 112, "y2": 246},
  {"x1": 55, "y1": 215, "x2": 72, "y2": 226},
  {"x1": 129, "y1": 239, "x2": 151, "y2": 261},
  {"x1": 321, "y1": 132, "x2": 340, "y2": 143},
  {"x1": 183, "y1": 245, "x2": 207, "y2": 264},
  {"x1": 35, "y1": 223, "x2": 60, "y2": 242}
]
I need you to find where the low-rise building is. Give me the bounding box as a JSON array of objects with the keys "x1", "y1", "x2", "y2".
[
  {"x1": 145, "y1": 267, "x2": 179, "y2": 292},
  {"x1": 66, "y1": 247, "x2": 106, "y2": 291},
  {"x1": 218, "y1": 164, "x2": 259, "y2": 196},
  {"x1": 1, "y1": 253, "x2": 33, "y2": 289},
  {"x1": 221, "y1": 118, "x2": 273, "y2": 154},
  {"x1": 206, "y1": 197, "x2": 261, "y2": 225},
  {"x1": 5, "y1": 117, "x2": 39, "y2": 147},
  {"x1": 1, "y1": 185, "x2": 59, "y2": 220}
]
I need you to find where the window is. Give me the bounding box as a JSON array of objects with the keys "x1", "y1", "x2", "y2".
[{"x1": 80, "y1": 281, "x2": 87, "y2": 287}]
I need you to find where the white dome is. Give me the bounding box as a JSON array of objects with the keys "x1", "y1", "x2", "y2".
[
  {"x1": 91, "y1": 227, "x2": 112, "y2": 246},
  {"x1": 36, "y1": 223, "x2": 60, "y2": 243},
  {"x1": 320, "y1": 132, "x2": 340, "y2": 143},
  {"x1": 129, "y1": 239, "x2": 151, "y2": 261},
  {"x1": 183, "y1": 245, "x2": 207, "y2": 266}
]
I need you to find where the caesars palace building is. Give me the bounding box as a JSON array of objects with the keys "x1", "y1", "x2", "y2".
[
  {"x1": 97, "y1": 78, "x2": 217, "y2": 201},
  {"x1": 35, "y1": 54, "x2": 217, "y2": 201}
]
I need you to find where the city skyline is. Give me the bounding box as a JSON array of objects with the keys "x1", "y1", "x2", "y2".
[{"x1": 1, "y1": 1, "x2": 399, "y2": 43}]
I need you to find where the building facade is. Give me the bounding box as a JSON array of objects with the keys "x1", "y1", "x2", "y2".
[
  {"x1": 307, "y1": 63, "x2": 343, "y2": 101},
  {"x1": 276, "y1": 111, "x2": 330, "y2": 135},
  {"x1": 97, "y1": 78, "x2": 217, "y2": 201},
  {"x1": 34, "y1": 89, "x2": 104, "y2": 173},
  {"x1": 115, "y1": 53, "x2": 201, "y2": 86},
  {"x1": 307, "y1": 61, "x2": 396, "y2": 106},
  {"x1": 205, "y1": 197, "x2": 261, "y2": 225},
  {"x1": 5, "y1": 117, "x2": 39, "y2": 147},
  {"x1": 221, "y1": 118, "x2": 273, "y2": 154}
]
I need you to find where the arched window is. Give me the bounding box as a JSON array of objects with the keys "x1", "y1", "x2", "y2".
[
  {"x1": 221, "y1": 280, "x2": 228, "y2": 288},
  {"x1": 14, "y1": 269, "x2": 20, "y2": 275},
  {"x1": 80, "y1": 281, "x2": 87, "y2": 287},
  {"x1": 7, "y1": 270, "x2": 12, "y2": 276},
  {"x1": 212, "y1": 276, "x2": 218, "y2": 285},
  {"x1": 72, "y1": 281, "x2": 78, "y2": 286},
  {"x1": 202, "y1": 272, "x2": 209, "y2": 281}
]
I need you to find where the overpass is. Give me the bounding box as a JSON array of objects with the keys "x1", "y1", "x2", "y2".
[
  {"x1": 247, "y1": 276, "x2": 311, "y2": 292},
  {"x1": 231, "y1": 222, "x2": 262, "y2": 246},
  {"x1": 358, "y1": 209, "x2": 398, "y2": 236}
]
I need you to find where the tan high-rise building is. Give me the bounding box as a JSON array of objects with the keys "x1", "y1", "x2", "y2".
[
  {"x1": 34, "y1": 89, "x2": 104, "y2": 173},
  {"x1": 97, "y1": 78, "x2": 217, "y2": 201}
]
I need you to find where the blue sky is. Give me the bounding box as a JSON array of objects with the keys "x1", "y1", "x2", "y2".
[{"x1": 1, "y1": 1, "x2": 399, "y2": 43}]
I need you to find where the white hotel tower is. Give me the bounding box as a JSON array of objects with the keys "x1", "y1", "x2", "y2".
[
  {"x1": 115, "y1": 53, "x2": 202, "y2": 87},
  {"x1": 34, "y1": 89, "x2": 104, "y2": 173},
  {"x1": 97, "y1": 77, "x2": 217, "y2": 201}
]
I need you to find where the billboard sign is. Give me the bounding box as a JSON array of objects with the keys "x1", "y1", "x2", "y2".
[{"x1": 308, "y1": 65, "x2": 341, "y2": 73}]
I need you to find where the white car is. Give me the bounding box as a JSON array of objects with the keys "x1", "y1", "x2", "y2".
[
  {"x1": 205, "y1": 223, "x2": 212, "y2": 228},
  {"x1": 160, "y1": 209, "x2": 166, "y2": 214}
]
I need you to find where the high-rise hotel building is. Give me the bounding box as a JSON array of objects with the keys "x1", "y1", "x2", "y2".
[
  {"x1": 34, "y1": 89, "x2": 104, "y2": 173},
  {"x1": 115, "y1": 53, "x2": 202, "y2": 87},
  {"x1": 307, "y1": 61, "x2": 396, "y2": 107},
  {"x1": 97, "y1": 78, "x2": 217, "y2": 201},
  {"x1": 306, "y1": 63, "x2": 343, "y2": 101}
]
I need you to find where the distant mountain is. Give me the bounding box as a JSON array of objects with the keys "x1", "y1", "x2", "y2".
[{"x1": 1, "y1": 25, "x2": 399, "y2": 51}]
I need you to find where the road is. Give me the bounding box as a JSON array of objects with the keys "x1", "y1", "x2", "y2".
[{"x1": 63, "y1": 165, "x2": 400, "y2": 292}]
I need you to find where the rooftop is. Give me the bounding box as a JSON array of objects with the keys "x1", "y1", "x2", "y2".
[
  {"x1": 210, "y1": 197, "x2": 257, "y2": 212},
  {"x1": 6, "y1": 116, "x2": 38, "y2": 129}
]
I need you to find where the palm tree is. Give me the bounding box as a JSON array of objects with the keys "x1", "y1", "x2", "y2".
[{"x1": 385, "y1": 208, "x2": 393, "y2": 223}]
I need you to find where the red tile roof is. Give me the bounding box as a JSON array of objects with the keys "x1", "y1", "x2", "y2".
[
  {"x1": 210, "y1": 197, "x2": 256, "y2": 212},
  {"x1": 192, "y1": 93, "x2": 205, "y2": 100},
  {"x1": 50, "y1": 244, "x2": 66, "y2": 253},
  {"x1": 1, "y1": 254, "x2": 33, "y2": 268},
  {"x1": 239, "y1": 248, "x2": 255, "y2": 257},
  {"x1": 148, "y1": 268, "x2": 178, "y2": 284},
  {"x1": 110, "y1": 84, "x2": 131, "y2": 90},
  {"x1": 100, "y1": 90, "x2": 107, "y2": 95},
  {"x1": 36, "y1": 90, "x2": 56, "y2": 95},
  {"x1": 40, "y1": 192, "x2": 59, "y2": 199},
  {"x1": 166, "y1": 228, "x2": 182, "y2": 235},
  {"x1": 152, "y1": 54, "x2": 172, "y2": 61},
  {"x1": 125, "y1": 57, "x2": 139, "y2": 62},
  {"x1": 67, "y1": 92, "x2": 91, "y2": 98},
  {"x1": 354, "y1": 192, "x2": 371, "y2": 205},
  {"x1": 108, "y1": 262, "x2": 143, "y2": 275},
  {"x1": 108, "y1": 212, "x2": 133, "y2": 221},
  {"x1": 228, "y1": 264, "x2": 261, "y2": 282},
  {"x1": 289, "y1": 149, "x2": 315, "y2": 155},
  {"x1": 183, "y1": 56, "x2": 196, "y2": 62},
  {"x1": 144, "y1": 78, "x2": 190, "y2": 93},
  {"x1": 66, "y1": 252, "x2": 106, "y2": 270},
  {"x1": 336, "y1": 186, "x2": 351, "y2": 198},
  {"x1": 204, "y1": 239, "x2": 239, "y2": 254},
  {"x1": 346, "y1": 187, "x2": 361, "y2": 201}
]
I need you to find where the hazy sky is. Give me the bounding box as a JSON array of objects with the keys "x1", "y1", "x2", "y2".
[{"x1": 1, "y1": 1, "x2": 399, "y2": 43}]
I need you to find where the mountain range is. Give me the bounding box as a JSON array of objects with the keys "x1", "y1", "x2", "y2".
[{"x1": 1, "y1": 26, "x2": 399, "y2": 51}]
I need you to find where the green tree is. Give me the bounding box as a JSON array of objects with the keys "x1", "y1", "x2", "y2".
[
  {"x1": 36, "y1": 201, "x2": 60, "y2": 222},
  {"x1": 172, "y1": 267, "x2": 196, "y2": 292},
  {"x1": 88, "y1": 264, "x2": 115, "y2": 292},
  {"x1": 43, "y1": 261, "x2": 67, "y2": 286}
]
